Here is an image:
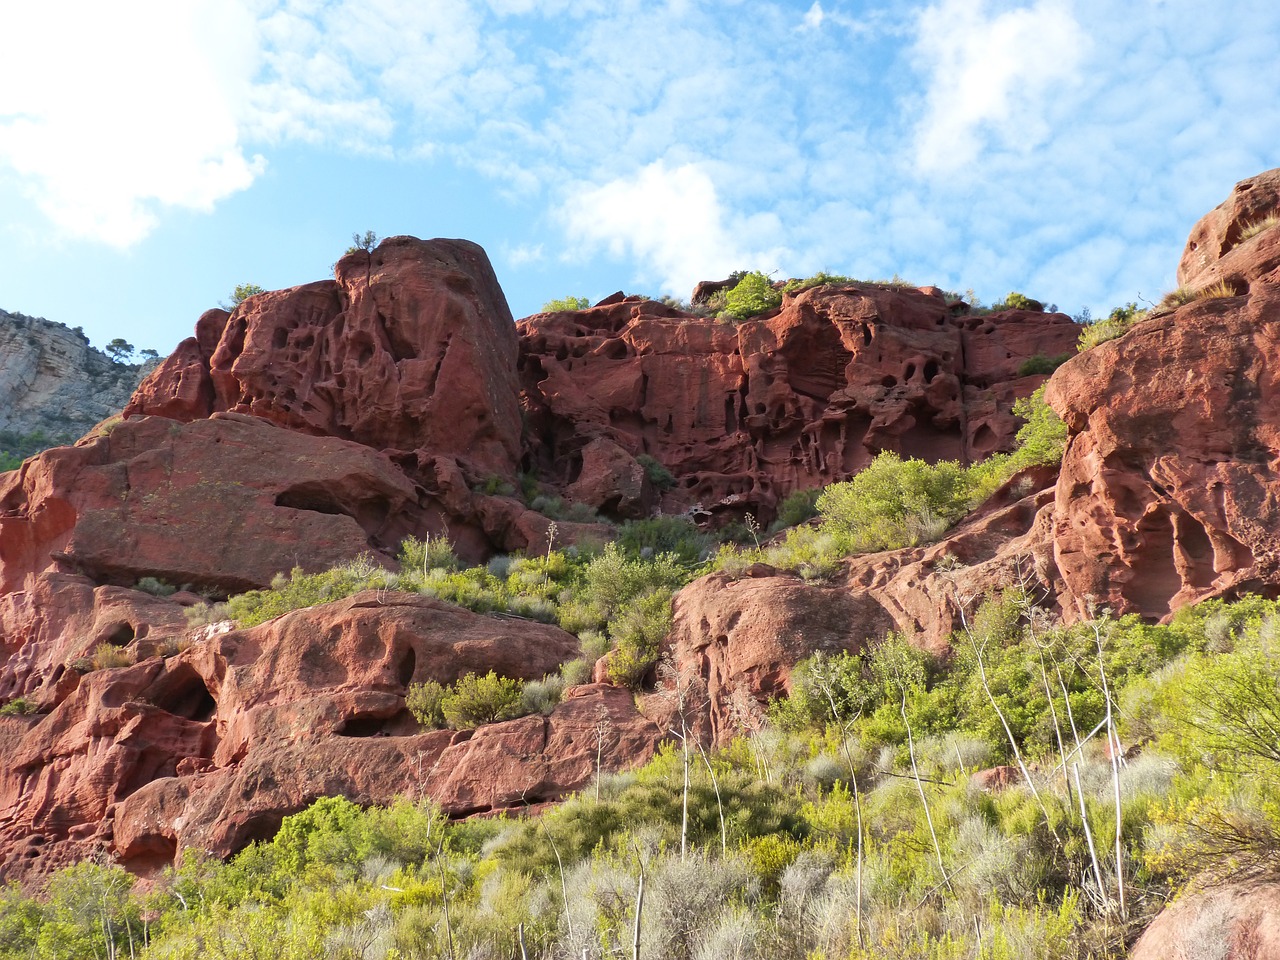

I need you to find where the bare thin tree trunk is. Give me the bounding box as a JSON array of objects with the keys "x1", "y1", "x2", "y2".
[
  {"x1": 903, "y1": 695, "x2": 953, "y2": 894},
  {"x1": 632, "y1": 861, "x2": 646, "y2": 960},
  {"x1": 1073, "y1": 762, "x2": 1108, "y2": 908},
  {"x1": 1091, "y1": 619, "x2": 1127, "y2": 920},
  {"x1": 694, "y1": 740, "x2": 727, "y2": 856}
]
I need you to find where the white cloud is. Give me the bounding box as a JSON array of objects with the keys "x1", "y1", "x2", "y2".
[
  {"x1": 0, "y1": 0, "x2": 267, "y2": 246},
  {"x1": 561, "y1": 159, "x2": 790, "y2": 297},
  {"x1": 911, "y1": 0, "x2": 1089, "y2": 175}
]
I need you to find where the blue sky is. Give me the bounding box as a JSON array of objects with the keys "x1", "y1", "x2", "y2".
[{"x1": 1, "y1": 0, "x2": 1278, "y2": 357}]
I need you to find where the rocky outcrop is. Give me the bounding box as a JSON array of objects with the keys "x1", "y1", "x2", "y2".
[
  {"x1": 1047, "y1": 191, "x2": 1280, "y2": 621},
  {"x1": 660, "y1": 467, "x2": 1063, "y2": 743},
  {"x1": 1129, "y1": 882, "x2": 1280, "y2": 960},
  {"x1": 0, "y1": 591, "x2": 661, "y2": 880},
  {"x1": 126, "y1": 238, "x2": 523, "y2": 480},
  {"x1": 0, "y1": 311, "x2": 151, "y2": 444},
  {"x1": 518, "y1": 285, "x2": 1078, "y2": 525},
  {"x1": 1178, "y1": 169, "x2": 1280, "y2": 292}
]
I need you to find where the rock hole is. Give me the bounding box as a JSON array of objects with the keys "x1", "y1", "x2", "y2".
[
  {"x1": 862, "y1": 325, "x2": 872, "y2": 345},
  {"x1": 338, "y1": 709, "x2": 412, "y2": 737},
  {"x1": 272, "y1": 327, "x2": 288, "y2": 350},
  {"x1": 275, "y1": 483, "x2": 355, "y2": 519},
  {"x1": 396, "y1": 647, "x2": 417, "y2": 687},
  {"x1": 904, "y1": 362, "x2": 916, "y2": 381},
  {"x1": 881, "y1": 375, "x2": 897, "y2": 388},
  {"x1": 923, "y1": 359, "x2": 939, "y2": 383},
  {"x1": 105, "y1": 623, "x2": 135, "y2": 647},
  {"x1": 149, "y1": 664, "x2": 218, "y2": 722}
]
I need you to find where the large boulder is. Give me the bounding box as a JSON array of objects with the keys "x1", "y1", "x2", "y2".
[
  {"x1": 1130, "y1": 882, "x2": 1280, "y2": 960},
  {"x1": 1178, "y1": 169, "x2": 1280, "y2": 292},
  {"x1": 126, "y1": 237, "x2": 524, "y2": 479},
  {"x1": 1047, "y1": 286, "x2": 1280, "y2": 620}
]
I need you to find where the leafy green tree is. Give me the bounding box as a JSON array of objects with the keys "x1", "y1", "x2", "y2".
[
  {"x1": 105, "y1": 338, "x2": 134, "y2": 363},
  {"x1": 346, "y1": 230, "x2": 379, "y2": 254},
  {"x1": 139, "y1": 348, "x2": 160, "y2": 361},
  {"x1": 223, "y1": 283, "x2": 265, "y2": 309},
  {"x1": 542, "y1": 295, "x2": 591, "y2": 311}
]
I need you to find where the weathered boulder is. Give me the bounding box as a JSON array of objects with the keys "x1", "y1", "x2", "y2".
[
  {"x1": 660, "y1": 566, "x2": 892, "y2": 745},
  {"x1": 126, "y1": 237, "x2": 524, "y2": 479},
  {"x1": 519, "y1": 286, "x2": 1077, "y2": 525},
  {"x1": 0, "y1": 592, "x2": 663, "y2": 880},
  {"x1": 1130, "y1": 882, "x2": 1280, "y2": 960},
  {"x1": 0, "y1": 412, "x2": 422, "y2": 600},
  {"x1": 1179, "y1": 168, "x2": 1280, "y2": 292},
  {"x1": 1046, "y1": 286, "x2": 1280, "y2": 620}
]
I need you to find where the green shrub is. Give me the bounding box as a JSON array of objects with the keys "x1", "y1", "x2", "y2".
[
  {"x1": 1005, "y1": 385, "x2": 1068, "y2": 471},
  {"x1": 615, "y1": 516, "x2": 711, "y2": 564},
  {"x1": 542, "y1": 295, "x2": 591, "y2": 312},
  {"x1": 1017, "y1": 353, "x2": 1071, "y2": 377},
  {"x1": 0, "y1": 697, "x2": 36, "y2": 717},
  {"x1": 605, "y1": 590, "x2": 673, "y2": 687},
  {"x1": 91, "y1": 643, "x2": 134, "y2": 670},
  {"x1": 781, "y1": 271, "x2": 853, "y2": 294},
  {"x1": 772, "y1": 488, "x2": 820, "y2": 530},
  {"x1": 1077, "y1": 301, "x2": 1147, "y2": 350},
  {"x1": 135, "y1": 576, "x2": 177, "y2": 597},
  {"x1": 406, "y1": 679, "x2": 448, "y2": 728},
  {"x1": 441, "y1": 671, "x2": 525, "y2": 729},
  {"x1": 993, "y1": 291, "x2": 1044, "y2": 312},
  {"x1": 398, "y1": 534, "x2": 459, "y2": 574},
  {"x1": 636, "y1": 453, "x2": 676, "y2": 490},
  {"x1": 720, "y1": 271, "x2": 782, "y2": 321},
  {"x1": 815, "y1": 453, "x2": 973, "y2": 553}
]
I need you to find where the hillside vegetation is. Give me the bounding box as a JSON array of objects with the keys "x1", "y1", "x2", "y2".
[{"x1": 3, "y1": 591, "x2": 1276, "y2": 959}]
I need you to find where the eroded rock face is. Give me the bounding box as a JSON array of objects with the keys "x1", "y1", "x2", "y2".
[
  {"x1": 1178, "y1": 169, "x2": 1280, "y2": 292},
  {"x1": 0, "y1": 592, "x2": 662, "y2": 881},
  {"x1": 126, "y1": 238, "x2": 523, "y2": 479},
  {"x1": 1129, "y1": 882, "x2": 1280, "y2": 960},
  {"x1": 1047, "y1": 287, "x2": 1280, "y2": 620},
  {"x1": 659, "y1": 468, "x2": 1064, "y2": 743},
  {"x1": 518, "y1": 286, "x2": 1078, "y2": 524},
  {"x1": 0, "y1": 310, "x2": 151, "y2": 442},
  {"x1": 0, "y1": 413, "x2": 422, "y2": 601}
]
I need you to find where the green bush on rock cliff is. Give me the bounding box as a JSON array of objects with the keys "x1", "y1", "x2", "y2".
[{"x1": 719, "y1": 270, "x2": 782, "y2": 321}]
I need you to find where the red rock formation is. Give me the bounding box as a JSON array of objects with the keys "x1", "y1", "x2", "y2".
[
  {"x1": 0, "y1": 592, "x2": 662, "y2": 880},
  {"x1": 127, "y1": 238, "x2": 523, "y2": 479},
  {"x1": 1048, "y1": 230, "x2": 1280, "y2": 620},
  {"x1": 660, "y1": 468, "x2": 1064, "y2": 743},
  {"x1": 1130, "y1": 883, "x2": 1280, "y2": 960},
  {"x1": 518, "y1": 285, "x2": 1078, "y2": 525},
  {"x1": 1179, "y1": 169, "x2": 1280, "y2": 292}
]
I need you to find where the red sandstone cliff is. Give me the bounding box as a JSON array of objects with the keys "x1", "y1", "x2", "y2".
[{"x1": 2, "y1": 170, "x2": 1279, "y2": 889}]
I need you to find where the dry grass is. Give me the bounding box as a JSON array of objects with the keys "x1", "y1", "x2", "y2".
[
  {"x1": 1240, "y1": 213, "x2": 1280, "y2": 242},
  {"x1": 91, "y1": 642, "x2": 135, "y2": 670}
]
